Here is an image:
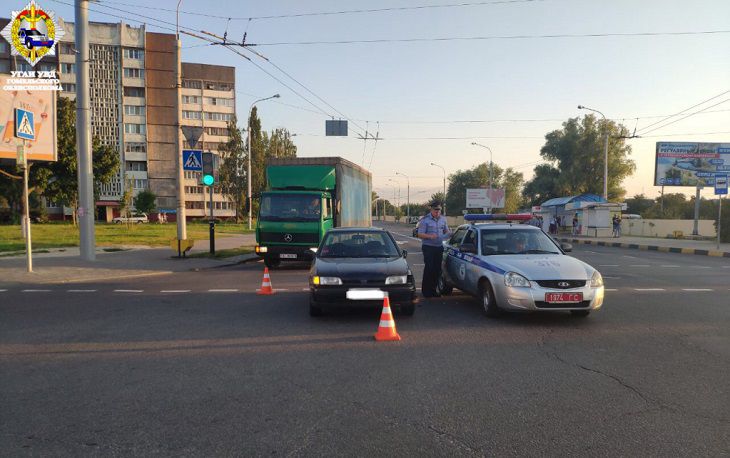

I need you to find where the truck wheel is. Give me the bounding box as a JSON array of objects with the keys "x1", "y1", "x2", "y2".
[{"x1": 264, "y1": 256, "x2": 281, "y2": 269}]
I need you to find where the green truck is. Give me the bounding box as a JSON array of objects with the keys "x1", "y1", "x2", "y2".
[{"x1": 255, "y1": 157, "x2": 372, "y2": 268}]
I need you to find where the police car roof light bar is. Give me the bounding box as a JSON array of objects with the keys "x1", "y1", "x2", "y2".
[{"x1": 464, "y1": 213, "x2": 532, "y2": 223}]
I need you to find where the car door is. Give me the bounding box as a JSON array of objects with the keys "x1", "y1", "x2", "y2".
[
  {"x1": 457, "y1": 228, "x2": 481, "y2": 296},
  {"x1": 443, "y1": 227, "x2": 467, "y2": 288}
]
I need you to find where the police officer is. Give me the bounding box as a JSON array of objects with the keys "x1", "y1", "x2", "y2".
[{"x1": 417, "y1": 202, "x2": 451, "y2": 297}]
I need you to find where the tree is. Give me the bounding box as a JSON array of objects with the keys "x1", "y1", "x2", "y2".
[
  {"x1": 267, "y1": 128, "x2": 297, "y2": 159},
  {"x1": 118, "y1": 177, "x2": 134, "y2": 227},
  {"x1": 133, "y1": 190, "x2": 157, "y2": 215},
  {"x1": 247, "y1": 107, "x2": 266, "y2": 217},
  {"x1": 522, "y1": 115, "x2": 636, "y2": 205},
  {"x1": 218, "y1": 117, "x2": 247, "y2": 222}
]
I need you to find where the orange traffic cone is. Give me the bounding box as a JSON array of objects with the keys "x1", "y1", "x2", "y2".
[
  {"x1": 256, "y1": 267, "x2": 275, "y2": 295},
  {"x1": 374, "y1": 296, "x2": 401, "y2": 341}
]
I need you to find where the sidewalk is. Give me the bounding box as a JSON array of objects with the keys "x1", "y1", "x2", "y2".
[
  {"x1": 555, "y1": 233, "x2": 730, "y2": 258},
  {"x1": 0, "y1": 234, "x2": 259, "y2": 286}
]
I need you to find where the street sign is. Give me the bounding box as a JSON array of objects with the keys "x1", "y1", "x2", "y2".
[
  {"x1": 326, "y1": 119, "x2": 348, "y2": 136},
  {"x1": 14, "y1": 108, "x2": 35, "y2": 141},
  {"x1": 181, "y1": 126, "x2": 204, "y2": 149},
  {"x1": 183, "y1": 150, "x2": 203, "y2": 171},
  {"x1": 715, "y1": 174, "x2": 728, "y2": 195}
]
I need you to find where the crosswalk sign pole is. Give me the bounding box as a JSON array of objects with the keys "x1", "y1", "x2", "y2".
[{"x1": 20, "y1": 139, "x2": 32, "y2": 273}]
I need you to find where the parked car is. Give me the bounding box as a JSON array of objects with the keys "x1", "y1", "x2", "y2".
[
  {"x1": 112, "y1": 213, "x2": 149, "y2": 224},
  {"x1": 309, "y1": 227, "x2": 416, "y2": 317}
]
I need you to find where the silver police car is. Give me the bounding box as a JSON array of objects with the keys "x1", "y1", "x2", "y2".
[{"x1": 438, "y1": 215, "x2": 604, "y2": 317}]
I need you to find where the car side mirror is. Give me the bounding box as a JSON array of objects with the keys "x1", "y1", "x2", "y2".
[
  {"x1": 402, "y1": 249, "x2": 408, "y2": 258},
  {"x1": 561, "y1": 243, "x2": 572, "y2": 252},
  {"x1": 461, "y1": 243, "x2": 476, "y2": 254}
]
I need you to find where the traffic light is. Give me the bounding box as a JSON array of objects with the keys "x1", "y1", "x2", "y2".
[{"x1": 202, "y1": 152, "x2": 215, "y2": 186}]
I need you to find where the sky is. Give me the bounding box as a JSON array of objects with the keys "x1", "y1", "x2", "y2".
[{"x1": 37, "y1": 0, "x2": 730, "y2": 204}]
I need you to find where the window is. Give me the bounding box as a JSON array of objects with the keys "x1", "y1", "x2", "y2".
[
  {"x1": 125, "y1": 142, "x2": 146, "y2": 153},
  {"x1": 182, "y1": 95, "x2": 200, "y2": 104},
  {"x1": 204, "y1": 112, "x2": 232, "y2": 122},
  {"x1": 448, "y1": 228, "x2": 467, "y2": 247},
  {"x1": 182, "y1": 79, "x2": 201, "y2": 89},
  {"x1": 132, "y1": 179, "x2": 148, "y2": 189},
  {"x1": 16, "y1": 62, "x2": 33, "y2": 72},
  {"x1": 59, "y1": 42, "x2": 75, "y2": 54},
  {"x1": 0, "y1": 60, "x2": 9, "y2": 73},
  {"x1": 123, "y1": 48, "x2": 143, "y2": 60},
  {"x1": 61, "y1": 63, "x2": 76, "y2": 74},
  {"x1": 0, "y1": 41, "x2": 9, "y2": 53},
  {"x1": 124, "y1": 87, "x2": 145, "y2": 97},
  {"x1": 38, "y1": 63, "x2": 56, "y2": 72},
  {"x1": 182, "y1": 111, "x2": 201, "y2": 120},
  {"x1": 204, "y1": 81, "x2": 233, "y2": 91},
  {"x1": 205, "y1": 97, "x2": 234, "y2": 107},
  {"x1": 125, "y1": 161, "x2": 148, "y2": 172},
  {"x1": 124, "y1": 123, "x2": 146, "y2": 134},
  {"x1": 123, "y1": 67, "x2": 144, "y2": 79},
  {"x1": 61, "y1": 83, "x2": 76, "y2": 93},
  {"x1": 204, "y1": 127, "x2": 228, "y2": 136},
  {"x1": 124, "y1": 105, "x2": 145, "y2": 116},
  {"x1": 185, "y1": 171, "x2": 201, "y2": 180}
]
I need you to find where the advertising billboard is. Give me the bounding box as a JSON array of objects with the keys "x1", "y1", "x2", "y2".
[
  {"x1": 466, "y1": 188, "x2": 505, "y2": 209},
  {"x1": 654, "y1": 142, "x2": 730, "y2": 187},
  {"x1": 0, "y1": 73, "x2": 57, "y2": 162}
]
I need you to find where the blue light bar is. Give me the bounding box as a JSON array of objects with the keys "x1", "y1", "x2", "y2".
[{"x1": 464, "y1": 213, "x2": 532, "y2": 222}]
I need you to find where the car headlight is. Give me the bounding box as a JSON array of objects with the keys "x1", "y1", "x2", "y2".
[
  {"x1": 590, "y1": 270, "x2": 604, "y2": 288},
  {"x1": 385, "y1": 275, "x2": 407, "y2": 285},
  {"x1": 312, "y1": 276, "x2": 342, "y2": 286},
  {"x1": 504, "y1": 271, "x2": 531, "y2": 288}
]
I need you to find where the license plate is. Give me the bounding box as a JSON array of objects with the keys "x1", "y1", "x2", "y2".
[
  {"x1": 280, "y1": 253, "x2": 297, "y2": 259},
  {"x1": 347, "y1": 289, "x2": 386, "y2": 300},
  {"x1": 545, "y1": 292, "x2": 583, "y2": 303}
]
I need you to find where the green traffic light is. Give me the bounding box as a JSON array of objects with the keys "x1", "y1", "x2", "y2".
[{"x1": 202, "y1": 174, "x2": 214, "y2": 186}]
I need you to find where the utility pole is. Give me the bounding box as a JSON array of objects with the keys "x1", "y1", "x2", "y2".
[
  {"x1": 174, "y1": 0, "x2": 187, "y2": 255},
  {"x1": 693, "y1": 185, "x2": 701, "y2": 235},
  {"x1": 75, "y1": 0, "x2": 95, "y2": 261},
  {"x1": 396, "y1": 171, "x2": 410, "y2": 221}
]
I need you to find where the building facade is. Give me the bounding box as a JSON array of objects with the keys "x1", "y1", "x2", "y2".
[{"x1": 0, "y1": 19, "x2": 236, "y2": 221}]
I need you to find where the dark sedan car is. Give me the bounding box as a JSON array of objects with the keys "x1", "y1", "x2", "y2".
[{"x1": 309, "y1": 227, "x2": 417, "y2": 316}]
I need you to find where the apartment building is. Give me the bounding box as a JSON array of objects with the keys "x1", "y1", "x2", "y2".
[{"x1": 0, "y1": 19, "x2": 236, "y2": 220}]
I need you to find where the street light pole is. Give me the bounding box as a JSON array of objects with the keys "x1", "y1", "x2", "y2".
[
  {"x1": 173, "y1": 0, "x2": 187, "y2": 255},
  {"x1": 578, "y1": 105, "x2": 609, "y2": 201},
  {"x1": 247, "y1": 94, "x2": 280, "y2": 230},
  {"x1": 430, "y1": 162, "x2": 446, "y2": 216},
  {"x1": 471, "y1": 142, "x2": 494, "y2": 212},
  {"x1": 396, "y1": 171, "x2": 410, "y2": 221}
]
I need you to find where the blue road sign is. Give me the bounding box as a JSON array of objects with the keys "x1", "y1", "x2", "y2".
[
  {"x1": 183, "y1": 149, "x2": 203, "y2": 171},
  {"x1": 714, "y1": 174, "x2": 728, "y2": 195},
  {"x1": 14, "y1": 108, "x2": 35, "y2": 141}
]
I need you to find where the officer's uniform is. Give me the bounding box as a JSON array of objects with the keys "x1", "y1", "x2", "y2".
[{"x1": 417, "y1": 208, "x2": 451, "y2": 297}]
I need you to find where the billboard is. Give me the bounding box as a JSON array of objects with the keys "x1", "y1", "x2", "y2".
[
  {"x1": 466, "y1": 188, "x2": 505, "y2": 209},
  {"x1": 0, "y1": 73, "x2": 57, "y2": 162},
  {"x1": 654, "y1": 142, "x2": 730, "y2": 187}
]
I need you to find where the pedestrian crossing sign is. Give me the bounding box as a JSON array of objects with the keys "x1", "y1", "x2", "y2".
[
  {"x1": 15, "y1": 109, "x2": 35, "y2": 141},
  {"x1": 183, "y1": 149, "x2": 203, "y2": 171}
]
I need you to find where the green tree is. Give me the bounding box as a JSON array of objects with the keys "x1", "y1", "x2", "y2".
[
  {"x1": 267, "y1": 127, "x2": 297, "y2": 159},
  {"x1": 133, "y1": 190, "x2": 157, "y2": 215},
  {"x1": 218, "y1": 117, "x2": 247, "y2": 222},
  {"x1": 625, "y1": 194, "x2": 655, "y2": 216},
  {"x1": 523, "y1": 115, "x2": 636, "y2": 204},
  {"x1": 247, "y1": 107, "x2": 266, "y2": 216},
  {"x1": 118, "y1": 177, "x2": 134, "y2": 227}
]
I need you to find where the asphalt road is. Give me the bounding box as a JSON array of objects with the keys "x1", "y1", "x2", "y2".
[{"x1": 1, "y1": 222, "x2": 728, "y2": 456}]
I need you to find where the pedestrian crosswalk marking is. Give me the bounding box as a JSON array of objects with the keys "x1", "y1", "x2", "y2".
[{"x1": 184, "y1": 153, "x2": 202, "y2": 169}]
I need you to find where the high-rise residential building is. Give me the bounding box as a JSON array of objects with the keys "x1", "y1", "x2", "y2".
[{"x1": 0, "y1": 19, "x2": 236, "y2": 221}]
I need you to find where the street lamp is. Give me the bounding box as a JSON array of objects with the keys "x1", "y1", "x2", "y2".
[
  {"x1": 395, "y1": 171, "x2": 410, "y2": 221},
  {"x1": 388, "y1": 178, "x2": 400, "y2": 217},
  {"x1": 247, "y1": 94, "x2": 280, "y2": 230},
  {"x1": 578, "y1": 105, "x2": 609, "y2": 201},
  {"x1": 471, "y1": 142, "x2": 494, "y2": 212},
  {"x1": 430, "y1": 162, "x2": 446, "y2": 216}
]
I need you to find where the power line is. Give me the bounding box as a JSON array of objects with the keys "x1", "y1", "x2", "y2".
[
  {"x1": 635, "y1": 90, "x2": 730, "y2": 134},
  {"x1": 638, "y1": 99, "x2": 730, "y2": 136},
  {"x1": 249, "y1": 30, "x2": 730, "y2": 47},
  {"x1": 99, "y1": 0, "x2": 545, "y2": 21}
]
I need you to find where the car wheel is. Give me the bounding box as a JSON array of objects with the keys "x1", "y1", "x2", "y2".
[
  {"x1": 136, "y1": 220, "x2": 143, "y2": 224},
  {"x1": 26, "y1": 40, "x2": 33, "y2": 49},
  {"x1": 398, "y1": 304, "x2": 415, "y2": 316},
  {"x1": 437, "y1": 275, "x2": 453, "y2": 296},
  {"x1": 479, "y1": 280, "x2": 501, "y2": 318},
  {"x1": 571, "y1": 310, "x2": 590, "y2": 317},
  {"x1": 309, "y1": 297, "x2": 323, "y2": 317},
  {"x1": 264, "y1": 256, "x2": 281, "y2": 269},
  {"x1": 115, "y1": 220, "x2": 122, "y2": 224}
]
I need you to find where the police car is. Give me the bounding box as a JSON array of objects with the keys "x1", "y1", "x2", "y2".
[{"x1": 438, "y1": 214, "x2": 604, "y2": 317}]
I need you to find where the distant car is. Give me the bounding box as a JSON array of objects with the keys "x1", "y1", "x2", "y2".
[
  {"x1": 439, "y1": 217, "x2": 604, "y2": 317},
  {"x1": 19, "y1": 28, "x2": 54, "y2": 49},
  {"x1": 112, "y1": 213, "x2": 149, "y2": 224},
  {"x1": 411, "y1": 216, "x2": 424, "y2": 237},
  {"x1": 309, "y1": 227, "x2": 416, "y2": 317}
]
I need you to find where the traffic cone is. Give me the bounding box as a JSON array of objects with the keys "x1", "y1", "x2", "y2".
[
  {"x1": 374, "y1": 296, "x2": 401, "y2": 341},
  {"x1": 256, "y1": 267, "x2": 275, "y2": 295}
]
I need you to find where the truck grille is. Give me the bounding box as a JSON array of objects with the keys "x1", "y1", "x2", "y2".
[
  {"x1": 259, "y1": 232, "x2": 319, "y2": 244},
  {"x1": 535, "y1": 280, "x2": 586, "y2": 289}
]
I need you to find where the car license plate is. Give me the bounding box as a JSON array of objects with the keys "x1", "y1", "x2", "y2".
[
  {"x1": 346, "y1": 289, "x2": 385, "y2": 300},
  {"x1": 280, "y1": 253, "x2": 297, "y2": 259},
  {"x1": 545, "y1": 292, "x2": 583, "y2": 303}
]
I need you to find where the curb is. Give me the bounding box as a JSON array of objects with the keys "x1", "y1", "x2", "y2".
[{"x1": 557, "y1": 238, "x2": 730, "y2": 258}]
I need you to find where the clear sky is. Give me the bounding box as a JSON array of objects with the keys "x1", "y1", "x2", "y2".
[{"x1": 41, "y1": 0, "x2": 730, "y2": 204}]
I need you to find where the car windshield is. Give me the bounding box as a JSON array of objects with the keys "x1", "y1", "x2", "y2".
[
  {"x1": 259, "y1": 193, "x2": 321, "y2": 222},
  {"x1": 319, "y1": 231, "x2": 400, "y2": 258},
  {"x1": 480, "y1": 228, "x2": 561, "y2": 255}
]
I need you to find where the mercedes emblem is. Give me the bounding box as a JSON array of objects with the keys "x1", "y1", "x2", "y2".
[{"x1": 283, "y1": 233, "x2": 293, "y2": 242}]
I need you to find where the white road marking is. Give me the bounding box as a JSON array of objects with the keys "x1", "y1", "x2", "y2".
[
  {"x1": 585, "y1": 250, "x2": 599, "y2": 254},
  {"x1": 629, "y1": 265, "x2": 650, "y2": 267},
  {"x1": 208, "y1": 289, "x2": 239, "y2": 292},
  {"x1": 634, "y1": 288, "x2": 666, "y2": 291},
  {"x1": 661, "y1": 265, "x2": 680, "y2": 268},
  {"x1": 622, "y1": 255, "x2": 638, "y2": 259},
  {"x1": 682, "y1": 288, "x2": 713, "y2": 292},
  {"x1": 692, "y1": 266, "x2": 711, "y2": 269},
  {"x1": 302, "y1": 288, "x2": 310, "y2": 291},
  {"x1": 0, "y1": 289, "x2": 7, "y2": 292},
  {"x1": 605, "y1": 288, "x2": 618, "y2": 291},
  {"x1": 599, "y1": 264, "x2": 619, "y2": 267},
  {"x1": 160, "y1": 290, "x2": 191, "y2": 293},
  {"x1": 114, "y1": 289, "x2": 143, "y2": 293},
  {"x1": 603, "y1": 276, "x2": 620, "y2": 279},
  {"x1": 67, "y1": 289, "x2": 96, "y2": 293},
  {"x1": 723, "y1": 266, "x2": 730, "y2": 268},
  {"x1": 22, "y1": 289, "x2": 51, "y2": 292}
]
